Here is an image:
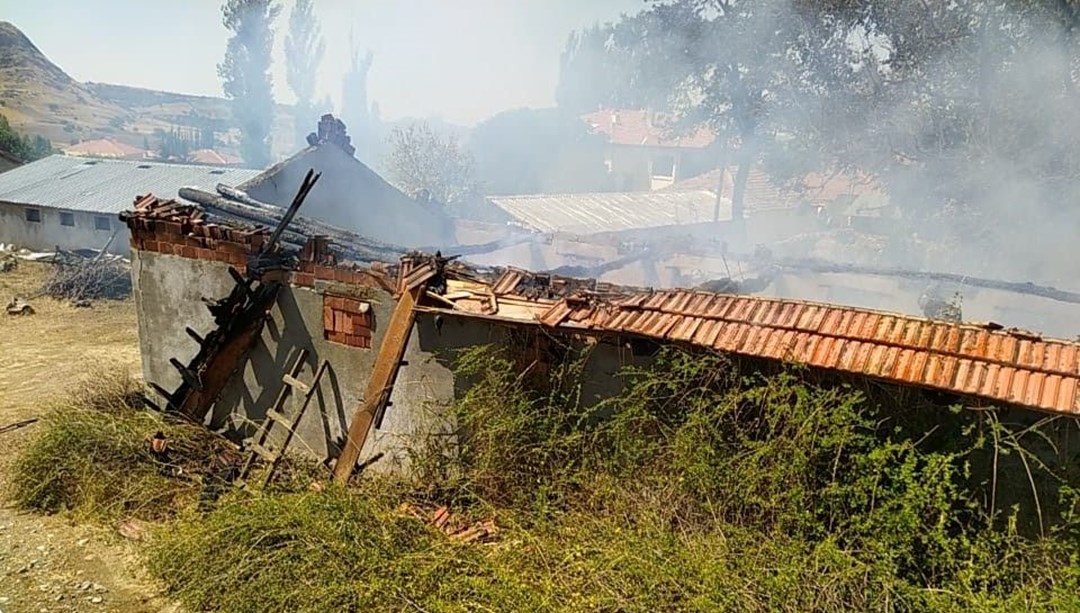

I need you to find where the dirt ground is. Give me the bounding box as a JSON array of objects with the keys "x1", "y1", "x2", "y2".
[{"x1": 0, "y1": 261, "x2": 177, "y2": 613}]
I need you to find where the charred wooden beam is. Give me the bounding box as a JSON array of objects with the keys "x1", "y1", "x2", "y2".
[
  {"x1": 185, "y1": 327, "x2": 205, "y2": 345},
  {"x1": 171, "y1": 282, "x2": 281, "y2": 421},
  {"x1": 332, "y1": 280, "x2": 426, "y2": 484},
  {"x1": 148, "y1": 382, "x2": 177, "y2": 409},
  {"x1": 170, "y1": 357, "x2": 203, "y2": 391}
]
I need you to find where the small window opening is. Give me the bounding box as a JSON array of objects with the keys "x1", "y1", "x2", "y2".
[
  {"x1": 652, "y1": 154, "x2": 675, "y2": 178},
  {"x1": 60, "y1": 212, "x2": 75, "y2": 227},
  {"x1": 25, "y1": 208, "x2": 41, "y2": 223},
  {"x1": 93, "y1": 216, "x2": 111, "y2": 231}
]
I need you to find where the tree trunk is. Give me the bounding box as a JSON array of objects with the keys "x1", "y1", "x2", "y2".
[{"x1": 728, "y1": 135, "x2": 758, "y2": 248}]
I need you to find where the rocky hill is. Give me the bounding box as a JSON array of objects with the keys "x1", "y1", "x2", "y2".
[{"x1": 0, "y1": 21, "x2": 295, "y2": 158}]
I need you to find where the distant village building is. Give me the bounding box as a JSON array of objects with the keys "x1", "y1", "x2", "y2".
[
  {"x1": 186, "y1": 149, "x2": 244, "y2": 167},
  {"x1": 455, "y1": 189, "x2": 729, "y2": 285},
  {"x1": 583, "y1": 109, "x2": 716, "y2": 191},
  {"x1": 0, "y1": 155, "x2": 261, "y2": 254},
  {"x1": 62, "y1": 138, "x2": 149, "y2": 160}
]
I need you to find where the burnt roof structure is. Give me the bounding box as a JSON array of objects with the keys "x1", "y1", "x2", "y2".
[{"x1": 122, "y1": 194, "x2": 1080, "y2": 417}]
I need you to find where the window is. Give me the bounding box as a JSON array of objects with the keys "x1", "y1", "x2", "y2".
[
  {"x1": 25, "y1": 208, "x2": 41, "y2": 223},
  {"x1": 652, "y1": 154, "x2": 675, "y2": 178},
  {"x1": 60, "y1": 212, "x2": 75, "y2": 227},
  {"x1": 93, "y1": 216, "x2": 110, "y2": 231}
]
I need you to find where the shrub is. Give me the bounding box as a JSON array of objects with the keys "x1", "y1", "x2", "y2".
[{"x1": 8, "y1": 369, "x2": 234, "y2": 522}]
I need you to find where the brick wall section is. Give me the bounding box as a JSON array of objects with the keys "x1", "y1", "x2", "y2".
[
  {"x1": 125, "y1": 194, "x2": 267, "y2": 273},
  {"x1": 122, "y1": 194, "x2": 396, "y2": 292},
  {"x1": 324, "y1": 294, "x2": 374, "y2": 348}
]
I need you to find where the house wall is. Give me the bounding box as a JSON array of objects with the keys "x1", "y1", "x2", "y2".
[
  {"x1": 130, "y1": 245, "x2": 634, "y2": 474},
  {"x1": 0, "y1": 202, "x2": 129, "y2": 254},
  {"x1": 125, "y1": 222, "x2": 1080, "y2": 523},
  {"x1": 606, "y1": 146, "x2": 714, "y2": 192}
]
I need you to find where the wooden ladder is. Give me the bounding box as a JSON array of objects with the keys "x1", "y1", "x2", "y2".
[{"x1": 238, "y1": 348, "x2": 329, "y2": 488}]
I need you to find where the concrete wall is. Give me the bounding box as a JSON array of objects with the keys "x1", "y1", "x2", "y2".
[
  {"x1": 0, "y1": 202, "x2": 129, "y2": 254},
  {"x1": 606, "y1": 145, "x2": 714, "y2": 192},
  {"x1": 131, "y1": 248, "x2": 644, "y2": 475},
  {"x1": 133, "y1": 249, "x2": 454, "y2": 471}
]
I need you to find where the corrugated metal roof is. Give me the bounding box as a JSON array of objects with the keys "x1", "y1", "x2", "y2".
[
  {"x1": 487, "y1": 190, "x2": 730, "y2": 235},
  {"x1": 0, "y1": 155, "x2": 263, "y2": 214}
]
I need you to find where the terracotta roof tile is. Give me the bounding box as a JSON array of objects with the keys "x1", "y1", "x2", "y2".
[{"x1": 582, "y1": 109, "x2": 714, "y2": 149}]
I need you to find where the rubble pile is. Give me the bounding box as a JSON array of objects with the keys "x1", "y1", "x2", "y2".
[{"x1": 41, "y1": 251, "x2": 131, "y2": 301}]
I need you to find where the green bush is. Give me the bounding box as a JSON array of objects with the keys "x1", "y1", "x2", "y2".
[{"x1": 16, "y1": 346, "x2": 1078, "y2": 611}]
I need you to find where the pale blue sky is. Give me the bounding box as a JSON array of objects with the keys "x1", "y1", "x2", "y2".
[{"x1": 3, "y1": 0, "x2": 646, "y2": 125}]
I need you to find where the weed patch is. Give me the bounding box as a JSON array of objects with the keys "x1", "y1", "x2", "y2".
[{"x1": 8, "y1": 369, "x2": 236, "y2": 522}]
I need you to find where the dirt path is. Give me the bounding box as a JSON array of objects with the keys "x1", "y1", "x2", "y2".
[{"x1": 0, "y1": 261, "x2": 175, "y2": 613}]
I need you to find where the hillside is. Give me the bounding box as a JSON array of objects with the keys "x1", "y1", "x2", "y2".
[{"x1": 0, "y1": 21, "x2": 296, "y2": 158}]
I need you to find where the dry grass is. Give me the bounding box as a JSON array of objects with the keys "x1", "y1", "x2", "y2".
[
  {"x1": 7, "y1": 370, "x2": 237, "y2": 523},
  {"x1": 0, "y1": 261, "x2": 140, "y2": 420}
]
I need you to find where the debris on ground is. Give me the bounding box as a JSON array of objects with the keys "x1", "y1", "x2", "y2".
[
  {"x1": 0, "y1": 417, "x2": 39, "y2": 435},
  {"x1": 6, "y1": 296, "x2": 35, "y2": 315},
  {"x1": 117, "y1": 518, "x2": 150, "y2": 541},
  {"x1": 398, "y1": 503, "x2": 499, "y2": 543},
  {"x1": 41, "y1": 249, "x2": 132, "y2": 302},
  {"x1": 0, "y1": 252, "x2": 16, "y2": 272}
]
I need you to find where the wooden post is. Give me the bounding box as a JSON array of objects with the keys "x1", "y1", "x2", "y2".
[{"x1": 331, "y1": 282, "x2": 426, "y2": 483}]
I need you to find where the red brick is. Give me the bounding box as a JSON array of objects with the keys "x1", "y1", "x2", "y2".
[
  {"x1": 294, "y1": 272, "x2": 315, "y2": 287},
  {"x1": 196, "y1": 248, "x2": 212, "y2": 260},
  {"x1": 334, "y1": 268, "x2": 352, "y2": 283},
  {"x1": 181, "y1": 246, "x2": 198, "y2": 259},
  {"x1": 298, "y1": 261, "x2": 315, "y2": 274},
  {"x1": 143, "y1": 240, "x2": 159, "y2": 253},
  {"x1": 315, "y1": 266, "x2": 335, "y2": 281}
]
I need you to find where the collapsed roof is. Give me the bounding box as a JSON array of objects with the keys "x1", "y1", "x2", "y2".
[{"x1": 122, "y1": 193, "x2": 1080, "y2": 418}]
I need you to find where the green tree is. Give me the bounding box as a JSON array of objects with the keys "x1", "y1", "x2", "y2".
[
  {"x1": 342, "y1": 46, "x2": 375, "y2": 163},
  {"x1": 469, "y1": 108, "x2": 611, "y2": 194},
  {"x1": 284, "y1": 0, "x2": 325, "y2": 149},
  {"x1": 384, "y1": 122, "x2": 481, "y2": 206},
  {"x1": 0, "y1": 114, "x2": 54, "y2": 162},
  {"x1": 154, "y1": 127, "x2": 194, "y2": 162},
  {"x1": 218, "y1": 0, "x2": 281, "y2": 168}
]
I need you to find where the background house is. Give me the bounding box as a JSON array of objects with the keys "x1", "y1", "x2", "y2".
[
  {"x1": 187, "y1": 149, "x2": 243, "y2": 166},
  {"x1": 455, "y1": 189, "x2": 731, "y2": 285},
  {"x1": 0, "y1": 155, "x2": 261, "y2": 254},
  {"x1": 233, "y1": 116, "x2": 453, "y2": 248},
  {"x1": 62, "y1": 138, "x2": 149, "y2": 160},
  {"x1": 583, "y1": 109, "x2": 716, "y2": 191}
]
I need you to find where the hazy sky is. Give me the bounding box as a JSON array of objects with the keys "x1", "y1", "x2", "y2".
[{"x1": 5, "y1": 0, "x2": 646, "y2": 125}]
